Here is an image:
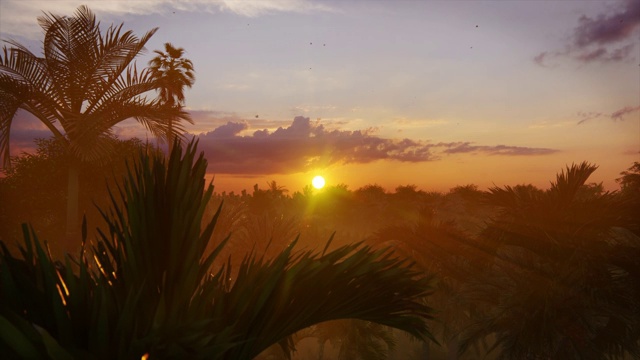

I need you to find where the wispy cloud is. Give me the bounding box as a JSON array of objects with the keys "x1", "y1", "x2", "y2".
[
  {"x1": 528, "y1": 120, "x2": 575, "y2": 129},
  {"x1": 219, "y1": 0, "x2": 332, "y2": 17},
  {"x1": 193, "y1": 116, "x2": 559, "y2": 175},
  {"x1": 574, "y1": 43, "x2": 635, "y2": 63},
  {"x1": 533, "y1": 51, "x2": 552, "y2": 67},
  {"x1": 439, "y1": 142, "x2": 559, "y2": 156},
  {"x1": 535, "y1": 0, "x2": 640, "y2": 65},
  {"x1": 0, "y1": 0, "x2": 333, "y2": 38},
  {"x1": 577, "y1": 105, "x2": 640, "y2": 124},
  {"x1": 611, "y1": 105, "x2": 640, "y2": 121},
  {"x1": 577, "y1": 111, "x2": 604, "y2": 125}
]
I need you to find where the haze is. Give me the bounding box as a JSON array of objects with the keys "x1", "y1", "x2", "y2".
[{"x1": 2, "y1": 0, "x2": 638, "y2": 193}]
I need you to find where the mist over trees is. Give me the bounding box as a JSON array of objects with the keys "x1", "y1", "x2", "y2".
[
  {"x1": 1, "y1": 5, "x2": 639, "y2": 360},
  {"x1": 1, "y1": 133, "x2": 639, "y2": 358}
]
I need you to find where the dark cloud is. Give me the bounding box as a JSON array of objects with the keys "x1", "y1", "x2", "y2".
[
  {"x1": 573, "y1": 0, "x2": 640, "y2": 47},
  {"x1": 197, "y1": 116, "x2": 437, "y2": 174},
  {"x1": 611, "y1": 105, "x2": 640, "y2": 120},
  {"x1": 577, "y1": 106, "x2": 639, "y2": 124},
  {"x1": 533, "y1": 51, "x2": 550, "y2": 67},
  {"x1": 440, "y1": 142, "x2": 559, "y2": 156},
  {"x1": 195, "y1": 116, "x2": 560, "y2": 175},
  {"x1": 535, "y1": 0, "x2": 640, "y2": 64},
  {"x1": 577, "y1": 111, "x2": 604, "y2": 125},
  {"x1": 204, "y1": 121, "x2": 248, "y2": 138},
  {"x1": 575, "y1": 43, "x2": 635, "y2": 63}
]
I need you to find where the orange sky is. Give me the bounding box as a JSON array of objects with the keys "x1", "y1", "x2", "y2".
[{"x1": 2, "y1": 0, "x2": 639, "y2": 194}]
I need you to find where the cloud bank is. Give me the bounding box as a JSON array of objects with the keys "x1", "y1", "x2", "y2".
[
  {"x1": 4, "y1": 113, "x2": 561, "y2": 174},
  {"x1": 535, "y1": 0, "x2": 640, "y2": 65},
  {"x1": 196, "y1": 116, "x2": 559, "y2": 175},
  {"x1": 0, "y1": 0, "x2": 333, "y2": 38}
]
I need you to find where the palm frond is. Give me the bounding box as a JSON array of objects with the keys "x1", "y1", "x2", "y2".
[
  {"x1": 459, "y1": 162, "x2": 640, "y2": 359},
  {"x1": 1, "y1": 140, "x2": 436, "y2": 359},
  {"x1": 2, "y1": 5, "x2": 168, "y2": 165}
]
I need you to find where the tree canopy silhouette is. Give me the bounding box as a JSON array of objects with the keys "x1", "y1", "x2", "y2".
[
  {"x1": 149, "y1": 42, "x2": 195, "y2": 153},
  {"x1": 0, "y1": 5, "x2": 191, "y2": 238}
]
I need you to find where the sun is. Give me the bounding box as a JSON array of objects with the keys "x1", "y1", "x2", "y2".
[{"x1": 312, "y1": 175, "x2": 326, "y2": 189}]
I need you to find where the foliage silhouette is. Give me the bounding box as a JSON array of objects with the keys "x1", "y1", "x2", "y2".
[
  {"x1": 460, "y1": 162, "x2": 640, "y2": 359},
  {"x1": 0, "y1": 5, "x2": 190, "y2": 238},
  {"x1": 617, "y1": 162, "x2": 640, "y2": 236},
  {"x1": 148, "y1": 42, "x2": 195, "y2": 153},
  {"x1": 0, "y1": 141, "x2": 436, "y2": 359},
  {"x1": 0, "y1": 136, "x2": 157, "y2": 254}
]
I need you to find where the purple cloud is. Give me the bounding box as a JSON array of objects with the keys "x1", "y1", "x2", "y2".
[
  {"x1": 195, "y1": 116, "x2": 560, "y2": 175},
  {"x1": 205, "y1": 121, "x2": 249, "y2": 138},
  {"x1": 573, "y1": 0, "x2": 640, "y2": 47},
  {"x1": 577, "y1": 106, "x2": 640, "y2": 124},
  {"x1": 197, "y1": 116, "x2": 437, "y2": 174},
  {"x1": 611, "y1": 105, "x2": 640, "y2": 121},
  {"x1": 533, "y1": 51, "x2": 550, "y2": 67},
  {"x1": 535, "y1": 0, "x2": 640, "y2": 64},
  {"x1": 577, "y1": 111, "x2": 604, "y2": 125},
  {"x1": 575, "y1": 43, "x2": 635, "y2": 63},
  {"x1": 5, "y1": 111, "x2": 562, "y2": 175}
]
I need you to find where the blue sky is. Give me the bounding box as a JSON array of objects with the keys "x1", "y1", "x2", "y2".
[{"x1": 2, "y1": 0, "x2": 639, "y2": 192}]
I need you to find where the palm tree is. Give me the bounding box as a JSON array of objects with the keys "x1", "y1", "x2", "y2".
[
  {"x1": 148, "y1": 42, "x2": 195, "y2": 153},
  {"x1": 0, "y1": 141, "x2": 436, "y2": 359},
  {"x1": 460, "y1": 162, "x2": 640, "y2": 359},
  {"x1": 312, "y1": 319, "x2": 397, "y2": 360},
  {"x1": 0, "y1": 6, "x2": 190, "y2": 240},
  {"x1": 371, "y1": 213, "x2": 484, "y2": 359}
]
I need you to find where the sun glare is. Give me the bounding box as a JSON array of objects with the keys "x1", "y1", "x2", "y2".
[{"x1": 312, "y1": 175, "x2": 326, "y2": 189}]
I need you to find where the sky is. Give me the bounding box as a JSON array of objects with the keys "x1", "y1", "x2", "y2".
[{"x1": 1, "y1": 0, "x2": 639, "y2": 194}]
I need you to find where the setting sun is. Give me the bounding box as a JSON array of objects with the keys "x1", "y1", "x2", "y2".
[{"x1": 312, "y1": 175, "x2": 325, "y2": 189}]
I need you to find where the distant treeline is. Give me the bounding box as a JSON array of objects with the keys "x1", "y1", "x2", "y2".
[{"x1": 1, "y1": 136, "x2": 638, "y2": 359}]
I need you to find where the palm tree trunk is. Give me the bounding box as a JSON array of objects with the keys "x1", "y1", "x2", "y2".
[
  {"x1": 421, "y1": 340, "x2": 431, "y2": 359},
  {"x1": 167, "y1": 118, "x2": 174, "y2": 155},
  {"x1": 65, "y1": 162, "x2": 80, "y2": 243},
  {"x1": 318, "y1": 341, "x2": 325, "y2": 360},
  {"x1": 447, "y1": 334, "x2": 459, "y2": 360}
]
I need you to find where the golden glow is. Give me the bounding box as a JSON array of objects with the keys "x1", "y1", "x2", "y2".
[
  {"x1": 55, "y1": 284, "x2": 67, "y2": 306},
  {"x1": 312, "y1": 175, "x2": 325, "y2": 189},
  {"x1": 55, "y1": 269, "x2": 69, "y2": 306}
]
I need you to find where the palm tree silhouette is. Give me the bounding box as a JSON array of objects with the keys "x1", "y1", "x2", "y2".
[
  {"x1": 460, "y1": 162, "x2": 640, "y2": 358},
  {"x1": 0, "y1": 6, "x2": 190, "y2": 240},
  {"x1": 148, "y1": 42, "x2": 195, "y2": 153}
]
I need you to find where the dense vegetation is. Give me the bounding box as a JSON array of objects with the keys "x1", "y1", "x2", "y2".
[
  {"x1": 0, "y1": 5, "x2": 190, "y2": 240},
  {"x1": 1, "y1": 136, "x2": 638, "y2": 359},
  {"x1": 1, "y1": 5, "x2": 638, "y2": 359},
  {"x1": 0, "y1": 141, "x2": 435, "y2": 359},
  {"x1": 205, "y1": 161, "x2": 640, "y2": 359}
]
